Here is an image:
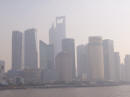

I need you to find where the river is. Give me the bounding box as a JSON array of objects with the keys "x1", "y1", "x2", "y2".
[{"x1": 0, "y1": 85, "x2": 130, "y2": 97}]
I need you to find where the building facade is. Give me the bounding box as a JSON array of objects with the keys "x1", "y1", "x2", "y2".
[
  {"x1": 12, "y1": 31, "x2": 23, "y2": 71},
  {"x1": 88, "y1": 36, "x2": 104, "y2": 81},
  {"x1": 124, "y1": 55, "x2": 130, "y2": 82},
  {"x1": 49, "y1": 16, "x2": 66, "y2": 57},
  {"x1": 55, "y1": 51, "x2": 73, "y2": 82},
  {"x1": 24, "y1": 29, "x2": 38, "y2": 70},
  {"x1": 77, "y1": 45, "x2": 88, "y2": 81},
  {"x1": 39, "y1": 40, "x2": 56, "y2": 82},
  {"x1": 103, "y1": 39, "x2": 115, "y2": 81},
  {"x1": 62, "y1": 38, "x2": 76, "y2": 80},
  {"x1": 0, "y1": 61, "x2": 6, "y2": 85},
  {"x1": 114, "y1": 52, "x2": 121, "y2": 81}
]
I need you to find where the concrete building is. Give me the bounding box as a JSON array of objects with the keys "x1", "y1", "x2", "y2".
[
  {"x1": 24, "y1": 29, "x2": 38, "y2": 70},
  {"x1": 49, "y1": 16, "x2": 66, "y2": 57},
  {"x1": 6, "y1": 70, "x2": 24, "y2": 85},
  {"x1": 39, "y1": 41, "x2": 54, "y2": 70},
  {"x1": 0, "y1": 61, "x2": 6, "y2": 85},
  {"x1": 39, "y1": 41, "x2": 48, "y2": 70},
  {"x1": 12, "y1": 31, "x2": 23, "y2": 71},
  {"x1": 124, "y1": 55, "x2": 130, "y2": 82},
  {"x1": 62, "y1": 38, "x2": 76, "y2": 80},
  {"x1": 103, "y1": 39, "x2": 115, "y2": 81},
  {"x1": 114, "y1": 52, "x2": 121, "y2": 82},
  {"x1": 88, "y1": 36, "x2": 104, "y2": 81},
  {"x1": 39, "y1": 40, "x2": 56, "y2": 82},
  {"x1": 55, "y1": 52, "x2": 73, "y2": 82},
  {"x1": 22, "y1": 69, "x2": 41, "y2": 84},
  {"x1": 77, "y1": 45, "x2": 88, "y2": 81},
  {"x1": 120, "y1": 63, "x2": 126, "y2": 81}
]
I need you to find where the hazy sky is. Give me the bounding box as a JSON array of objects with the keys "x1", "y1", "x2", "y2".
[{"x1": 1, "y1": 0, "x2": 130, "y2": 71}]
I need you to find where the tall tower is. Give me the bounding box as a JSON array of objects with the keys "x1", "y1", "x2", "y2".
[
  {"x1": 103, "y1": 39, "x2": 115, "y2": 81},
  {"x1": 39, "y1": 41, "x2": 48, "y2": 70},
  {"x1": 77, "y1": 45, "x2": 89, "y2": 81},
  {"x1": 62, "y1": 38, "x2": 76, "y2": 80},
  {"x1": 39, "y1": 40, "x2": 56, "y2": 82},
  {"x1": 12, "y1": 31, "x2": 23, "y2": 71},
  {"x1": 55, "y1": 51, "x2": 73, "y2": 82},
  {"x1": 124, "y1": 55, "x2": 130, "y2": 82},
  {"x1": 39, "y1": 40, "x2": 54, "y2": 70},
  {"x1": 88, "y1": 36, "x2": 104, "y2": 81},
  {"x1": 49, "y1": 16, "x2": 66, "y2": 57},
  {"x1": 24, "y1": 29, "x2": 38, "y2": 70},
  {"x1": 114, "y1": 52, "x2": 121, "y2": 81}
]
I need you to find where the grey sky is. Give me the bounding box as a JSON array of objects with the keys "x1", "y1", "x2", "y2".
[{"x1": 0, "y1": 0, "x2": 130, "y2": 70}]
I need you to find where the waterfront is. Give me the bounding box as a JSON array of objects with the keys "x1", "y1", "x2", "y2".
[{"x1": 0, "y1": 85, "x2": 130, "y2": 97}]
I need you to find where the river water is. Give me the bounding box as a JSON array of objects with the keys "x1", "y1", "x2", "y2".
[{"x1": 0, "y1": 85, "x2": 130, "y2": 97}]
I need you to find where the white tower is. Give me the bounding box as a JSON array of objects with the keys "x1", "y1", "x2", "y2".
[{"x1": 88, "y1": 36, "x2": 104, "y2": 81}]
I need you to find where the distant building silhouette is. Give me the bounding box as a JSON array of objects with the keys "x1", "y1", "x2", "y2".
[
  {"x1": 24, "y1": 29, "x2": 38, "y2": 70},
  {"x1": 103, "y1": 39, "x2": 115, "y2": 81},
  {"x1": 55, "y1": 51, "x2": 73, "y2": 82},
  {"x1": 88, "y1": 36, "x2": 104, "y2": 81},
  {"x1": 124, "y1": 55, "x2": 130, "y2": 82},
  {"x1": 62, "y1": 38, "x2": 76, "y2": 80},
  {"x1": 114, "y1": 52, "x2": 121, "y2": 81},
  {"x1": 39, "y1": 40, "x2": 56, "y2": 82},
  {"x1": 49, "y1": 16, "x2": 66, "y2": 57},
  {"x1": 77, "y1": 45, "x2": 88, "y2": 81},
  {"x1": 0, "y1": 60, "x2": 6, "y2": 84},
  {"x1": 39, "y1": 40, "x2": 54, "y2": 70},
  {"x1": 120, "y1": 63, "x2": 126, "y2": 81},
  {"x1": 12, "y1": 31, "x2": 23, "y2": 71}
]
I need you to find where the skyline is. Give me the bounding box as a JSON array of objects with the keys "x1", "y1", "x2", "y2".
[{"x1": 1, "y1": 0, "x2": 130, "y2": 70}]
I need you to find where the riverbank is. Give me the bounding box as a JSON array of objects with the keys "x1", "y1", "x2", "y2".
[{"x1": 0, "y1": 81, "x2": 129, "y2": 90}]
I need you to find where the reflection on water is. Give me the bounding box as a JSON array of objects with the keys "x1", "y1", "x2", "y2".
[{"x1": 0, "y1": 85, "x2": 130, "y2": 97}]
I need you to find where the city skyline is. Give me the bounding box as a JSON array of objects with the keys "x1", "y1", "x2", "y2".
[
  {"x1": 2, "y1": 22, "x2": 130, "y2": 84},
  {"x1": 1, "y1": 0, "x2": 130, "y2": 71}
]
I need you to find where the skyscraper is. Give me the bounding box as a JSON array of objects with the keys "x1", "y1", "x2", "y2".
[
  {"x1": 124, "y1": 55, "x2": 130, "y2": 82},
  {"x1": 103, "y1": 39, "x2": 115, "y2": 81},
  {"x1": 24, "y1": 29, "x2": 38, "y2": 70},
  {"x1": 49, "y1": 16, "x2": 66, "y2": 57},
  {"x1": 39, "y1": 40, "x2": 55, "y2": 70},
  {"x1": 77, "y1": 45, "x2": 89, "y2": 81},
  {"x1": 39, "y1": 40, "x2": 56, "y2": 82},
  {"x1": 62, "y1": 38, "x2": 76, "y2": 80},
  {"x1": 120, "y1": 63, "x2": 126, "y2": 81},
  {"x1": 12, "y1": 31, "x2": 23, "y2": 71},
  {"x1": 114, "y1": 52, "x2": 121, "y2": 81},
  {"x1": 88, "y1": 36, "x2": 104, "y2": 81},
  {"x1": 55, "y1": 51, "x2": 73, "y2": 82},
  {"x1": 39, "y1": 41, "x2": 48, "y2": 70}
]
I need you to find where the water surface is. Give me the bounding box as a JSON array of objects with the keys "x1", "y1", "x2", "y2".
[{"x1": 0, "y1": 85, "x2": 130, "y2": 97}]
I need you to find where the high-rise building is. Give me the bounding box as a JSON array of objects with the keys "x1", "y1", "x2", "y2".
[
  {"x1": 114, "y1": 52, "x2": 121, "y2": 81},
  {"x1": 49, "y1": 16, "x2": 66, "y2": 57},
  {"x1": 103, "y1": 39, "x2": 115, "y2": 81},
  {"x1": 77, "y1": 45, "x2": 88, "y2": 81},
  {"x1": 0, "y1": 60, "x2": 6, "y2": 84},
  {"x1": 120, "y1": 63, "x2": 126, "y2": 81},
  {"x1": 49, "y1": 24, "x2": 55, "y2": 45},
  {"x1": 39, "y1": 41, "x2": 48, "y2": 70},
  {"x1": 55, "y1": 51, "x2": 73, "y2": 82},
  {"x1": 124, "y1": 55, "x2": 130, "y2": 82},
  {"x1": 62, "y1": 38, "x2": 76, "y2": 80},
  {"x1": 12, "y1": 31, "x2": 23, "y2": 71},
  {"x1": 88, "y1": 36, "x2": 104, "y2": 81},
  {"x1": 39, "y1": 40, "x2": 56, "y2": 82},
  {"x1": 24, "y1": 29, "x2": 38, "y2": 70}
]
